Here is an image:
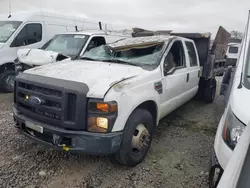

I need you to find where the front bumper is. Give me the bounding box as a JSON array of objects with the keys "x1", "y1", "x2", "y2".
[
  {"x1": 13, "y1": 107, "x2": 123, "y2": 155},
  {"x1": 209, "y1": 149, "x2": 224, "y2": 187},
  {"x1": 214, "y1": 113, "x2": 233, "y2": 169}
]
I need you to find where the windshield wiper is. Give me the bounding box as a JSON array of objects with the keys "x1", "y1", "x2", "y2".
[
  {"x1": 79, "y1": 57, "x2": 97, "y2": 61},
  {"x1": 102, "y1": 59, "x2": 138, "y2": 66}
]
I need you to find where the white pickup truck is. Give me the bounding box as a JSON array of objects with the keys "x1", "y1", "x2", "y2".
[{"x1": 13, "y1": 34, "x2": 220, "y2": 166}]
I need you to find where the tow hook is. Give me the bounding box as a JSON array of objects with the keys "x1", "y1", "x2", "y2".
[
  {"x1": 53, "y1": 134, "x2": 70, "y2": 151},
  {"x1": 60, "y1": 144, "x2": 70, "y2": 151}
]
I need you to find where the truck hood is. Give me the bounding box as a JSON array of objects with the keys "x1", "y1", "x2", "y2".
[
  {"x1": 24, "y1": 60, "x2": 146, "y2": 98},
  {"x1": 231, "y1": 86, "x2": 250, "y2": 125},
  {"x1": 0, "y1": 43, "x2": 4, "y2": 49},
  {"x1": 17, "y1": 48, "x2": 70, "y2": 66}
]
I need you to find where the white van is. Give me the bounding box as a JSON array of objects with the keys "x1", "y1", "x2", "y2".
[
  {"x1": 225, "y1": 42, "x2": 241, "y2": 67},
  {"x1": 209, "y1": 14, "x2": 250, "y2": 187},
  {"x1": 0, "y1": 11, "x2": 101, "y2": 92}
]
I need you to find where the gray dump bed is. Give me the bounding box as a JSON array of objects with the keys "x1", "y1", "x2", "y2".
[{"x1": 172, "y1": 26, "x2": 231, "y2": 66}]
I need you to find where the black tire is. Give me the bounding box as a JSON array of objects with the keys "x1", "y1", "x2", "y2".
[
  {"x1": 204, "y1": 78, "x2": 217, "y2": 103},
  {"x1": 114, "y1": 109, "x2": 154, "y2": 166},
  {"x1": 0, "y1": 70, "x2": 16, "y2": 93}
]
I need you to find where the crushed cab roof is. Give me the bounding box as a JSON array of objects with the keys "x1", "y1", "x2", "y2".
[{"x1": 108, "y1": 35, "x2": 173, "y2": 51}]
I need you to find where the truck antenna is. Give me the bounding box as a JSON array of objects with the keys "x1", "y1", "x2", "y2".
[
  {"x1": 99, "y1": 21, "x2": 102, "y2": 30},
  {"x1": 8, "y1": 1, "x2": 12, "y2": 18},
  {"x1": 238, "y1": 10, "x2": 250, "y2": 89}
]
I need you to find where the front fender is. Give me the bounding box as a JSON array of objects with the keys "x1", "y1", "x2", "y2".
[{"x1": 104, "y1": 80, "x2": 161, "y2": 132}]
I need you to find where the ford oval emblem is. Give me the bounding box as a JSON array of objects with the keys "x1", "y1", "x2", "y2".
[{"x1": 28, "y1": 96, "x2": 43, "y2": 106}]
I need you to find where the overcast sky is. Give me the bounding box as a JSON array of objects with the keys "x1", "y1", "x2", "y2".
[{"x1": 0, "y1": 0, "x2": 249, "y2": 37}]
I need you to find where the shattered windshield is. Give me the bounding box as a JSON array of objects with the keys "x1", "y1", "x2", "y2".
[
  {"x1": 0, "y1": 21, "x2": 22, "y2": 43},
  {"x1": 82, "y1": 42, "x2": 164, "y2": 68},
  {"x1": 45, "y1": 34, "x2": 89, "y2": 57}
]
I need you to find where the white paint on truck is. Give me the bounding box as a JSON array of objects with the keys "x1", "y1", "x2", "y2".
[
  {"x1": 13, "y1": 35, "x2": 204, "y2": 166},
  {"x1": 24, "y1": 35, "x2": 200, "y2": 132},
  {"x1": 25, "y1": 60, "x2": 145, "y2": 100}
]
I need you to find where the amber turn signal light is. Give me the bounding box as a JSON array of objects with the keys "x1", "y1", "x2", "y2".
[{"x1": 96, "y1": 102, "x2": 117, "y2": 113}]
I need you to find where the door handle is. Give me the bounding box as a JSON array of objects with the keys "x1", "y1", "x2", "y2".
[{"x1": 186, "y1": 73, "x2": 189, "y2": 82}]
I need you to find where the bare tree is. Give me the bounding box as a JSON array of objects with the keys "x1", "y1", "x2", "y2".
[{"x1": 230, "y1": 30, "x2": 243, "y2": 39}]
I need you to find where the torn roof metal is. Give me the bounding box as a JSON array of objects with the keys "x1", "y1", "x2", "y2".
[{"x1": 108, "y1": 35, "x2": 173, "y2": 51}]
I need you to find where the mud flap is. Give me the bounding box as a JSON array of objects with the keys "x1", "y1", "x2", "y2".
[{"x1": 195, "y1": 77, "x2": 217, "y2": 103}]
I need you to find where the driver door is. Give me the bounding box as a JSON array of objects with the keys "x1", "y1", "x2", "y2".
[
  {"x1": 159, "y1": 39, "x2": 190, "y2": 119},
  {"x1": 8, "y1": 23, "x2": 43, "y2": 62}
]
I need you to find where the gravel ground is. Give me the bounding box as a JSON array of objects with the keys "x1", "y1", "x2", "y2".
[{"x1": 0, "y1": 78, "x2": 225, "y2": 188}]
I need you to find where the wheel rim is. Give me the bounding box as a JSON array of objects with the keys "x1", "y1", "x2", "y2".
[{"x1": 131, "y1": 124, "x2": 150, "y2": 154}]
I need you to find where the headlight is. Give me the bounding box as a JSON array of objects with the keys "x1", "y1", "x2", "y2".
[
  {"x1": 87, "y1": 100, "x2": 118, "y2": 133},
  {"x1": 222, "y1": 106, "x2": 245, "y2": 149}
]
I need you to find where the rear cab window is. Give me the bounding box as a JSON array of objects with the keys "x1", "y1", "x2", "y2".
[
  {"x1": 85, "y1": 36, "x2": 106, "y2": 51},
  {"x1": 228, "y1": 46, "x2": 239, "y2": 54},
  {"x1": 185, "y1": 41, "x2": 198, "y2": 66}
]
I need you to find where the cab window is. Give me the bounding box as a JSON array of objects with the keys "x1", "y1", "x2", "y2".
[
  {"x1": 163, "y1": 40, "x2": 186, "y2": 75},
  {"x1": 10, "y1": 23, "x2": 42, "y2": 47},
  {"x1": 86, "y1": 36, "x2": 106, "y2": 51},
  {"x1": 185, "y1": 41, "x2": 198, "y2": 66},
  {"x1": 228, "y1": 46, "x2": 238, "y2": 54}
]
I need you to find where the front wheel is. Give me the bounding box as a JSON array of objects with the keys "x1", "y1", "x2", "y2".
[
  {"x1": 114, "y1": 109, "x2": 154, "y2": 166},
  {"x1": 0, "y1": 70, "x2": 16, "y2": 93}
]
